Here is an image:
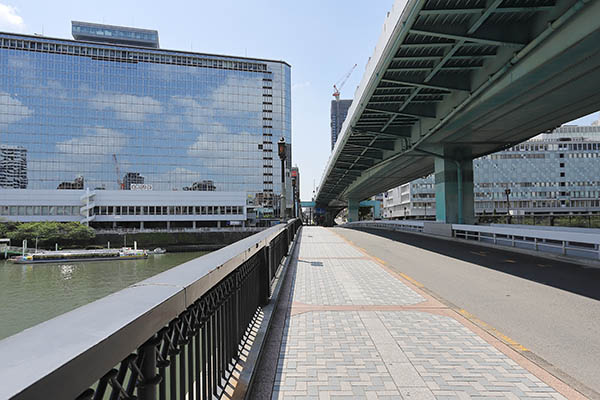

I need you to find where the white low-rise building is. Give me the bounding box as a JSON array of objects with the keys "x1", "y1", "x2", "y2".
[{"x1": 0, "y1": 190, "x2": 247, "y2": 229}]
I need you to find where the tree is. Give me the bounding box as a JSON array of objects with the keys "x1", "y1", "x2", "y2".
[{"x1": 4, "y1": 222, "x2": 96, "y2": 248}]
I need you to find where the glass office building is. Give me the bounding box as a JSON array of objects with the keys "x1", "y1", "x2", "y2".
[
  {"x1": 0, "y1": 23, "x2": 291, "y2": 225},
  {"x1": 383, "y1": 126, "x2": 600, "y2": 218},
  {"x1": 330, "y1": 99, "x2": 352, "y2": 151}
]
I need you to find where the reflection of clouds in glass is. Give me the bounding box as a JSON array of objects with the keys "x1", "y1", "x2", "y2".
[
  {"x1": 56, "y1": 127, "x2": 127, "y2": 156},
  {"x1": 188, "y1": 129, "x2": 255, "y2": 157},
  {"x1": 90, "y1": 93, "x2": 163, "y2": 123},
  {"x1": 0, "y1": 91, "x2": 32, "y2": 124}
]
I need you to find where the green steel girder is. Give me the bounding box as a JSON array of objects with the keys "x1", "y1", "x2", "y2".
[
  {"x1": 352, "y1": 128, "x2": 412, "y2": 138},
  {"x1": 408, "y1": 29, "x2": 526, "y2": 48},
  {"x1": 340, "y1": 152, "x2": 383, "y2": 162},
  {"x1": 364, "y1": 106, "x2": 435, "y2": 119},
  {"x1": 387, "y1": 65, "x2": 482, "y2": 72},
  {"x1": 346, "y1": 141, "x2": 395, "y2": 151},
  {"x1": 418, "y1": 6, "x2": 554, "y2": 16},
  {"x1": 335, "y1": 160, "x2": 373, "y2": 169},
  {"x1": 380, "y1": 78, "x2": 469, "y2": 92}
]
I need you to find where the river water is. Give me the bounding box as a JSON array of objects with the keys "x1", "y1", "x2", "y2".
[{"x1": 0, "y1": 252, "x2": 207, "y2": 340}]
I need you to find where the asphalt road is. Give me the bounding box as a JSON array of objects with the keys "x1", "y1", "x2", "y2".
[{"x1": 334, "y1": 227, "x2": 600, "y2": 398}]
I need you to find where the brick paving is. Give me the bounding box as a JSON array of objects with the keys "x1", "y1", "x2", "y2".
[{"x1": 271, "y1": 227, "x2": 573, "y2": 399}]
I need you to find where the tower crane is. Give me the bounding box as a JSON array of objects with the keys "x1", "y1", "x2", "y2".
[
  {"x1": 112, "y1": 154, "x2": 125, "y2": 190},
  {"x1": 332, "y1": 63, "x2": 357, "y2": 101}
]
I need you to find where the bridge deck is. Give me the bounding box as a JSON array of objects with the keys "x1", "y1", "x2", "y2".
[{"x1": 262, "y1": 226, "x2": 583, "y2": 399}]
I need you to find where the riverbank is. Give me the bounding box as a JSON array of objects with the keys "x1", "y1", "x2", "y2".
[{"x1": 93, "y1": 228, "x2": 264, "y2": 252}]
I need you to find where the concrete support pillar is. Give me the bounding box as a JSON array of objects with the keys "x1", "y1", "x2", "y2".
[
  {"x1": 434, "y1": 157, "x2": 474, "y2": 224},
  {"x1": 217, "y1": 221, "x2": 221, "y2": 228},
  {"x1": 140, "y1": 221, "x2": 144, "y2": 230},
  {"x1": 112, "y1": 221, "x2": 117, "y2": 229},
  {"x1": 348, "y1": 199, "x2": 360, "y2": 222},
  {"x1": 166, "y1": 221, "x2": 170, "y2": 230},
  {"x1": 192, "y1": 220, "x2": 196, "y2": 229}
]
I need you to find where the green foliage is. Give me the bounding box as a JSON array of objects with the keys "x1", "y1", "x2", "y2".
[{"x1": 0, "y1": 222, "x2": 95, "y2": 248}]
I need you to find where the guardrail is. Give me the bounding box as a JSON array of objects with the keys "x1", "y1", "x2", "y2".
[
  {"x1": 344, "y1": 220, "x2": 424, "y2": 233},
  {"x1": 342, "y1": 220, "x2": 600, "y2": 261},
  {"x1": 452, "y1": 224, "x2": 600, "y2": 261},
  {"x1": 0, "y1": 218, "x2": 302, "y2": 400}
]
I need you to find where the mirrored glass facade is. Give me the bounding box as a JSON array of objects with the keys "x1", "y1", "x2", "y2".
[{"x1": 0, "y1": 31, "x2": 291, "y2": 210}]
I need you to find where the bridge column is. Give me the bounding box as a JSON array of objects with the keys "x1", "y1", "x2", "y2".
[
  {"x1": 348, "y1": 199, "x2": 360, "y2": 222},
  {"x1": 434, "y1": 158, "x2": 474, "y2": 224}
]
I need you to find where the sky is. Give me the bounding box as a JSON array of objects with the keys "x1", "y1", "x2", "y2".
[{"x1": 1, "y1": 1, "x2": 599, "y2": 201}]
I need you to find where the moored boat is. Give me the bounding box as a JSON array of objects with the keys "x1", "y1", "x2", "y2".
[{"x1": 9, "y1": 248, "x2": 148, "y2": 264}]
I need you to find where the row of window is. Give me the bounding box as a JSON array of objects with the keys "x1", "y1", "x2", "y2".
[
  {"x1": 1, "y1": 37, "x2": 270, "y2": 73},
  {"x1": 474, "y1": 199, "x2": 600, "y2": 209},
  {"x1": 90, "y1": 205, "x2": 244, "y2": 216},
  {"x1": 0, "y1": 205, "x2": 80, "y2": 216},
  {"x1": 0, "y1": 204, "x2": 245, "y2": 217},
  {"x1": 507, "y1": 141, "x2": 600, "y2": 152}
]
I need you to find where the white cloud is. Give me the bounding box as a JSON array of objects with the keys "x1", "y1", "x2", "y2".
[
  {"x1": 0, "y1": 91, "x2": 32, "y2": 124},
  {"x1": 56, "y1": 127, "x2": 127, "y2": 156},
  {"x1": 0, "y1": 4, "x2": 24, "y2": 32},
  {"x1": 90, "y1": 93, "x2": 163, "y2": 123}
]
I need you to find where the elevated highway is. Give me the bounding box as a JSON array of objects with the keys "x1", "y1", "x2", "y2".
[{"x1": 316, "y1": 0, "x2": 600, "y2": 223}]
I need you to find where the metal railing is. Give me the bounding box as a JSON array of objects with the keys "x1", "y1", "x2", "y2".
[
  {"x1": 453, "y1": 224, "x2": 600, "y2": 261},
  {"x1": 344, "y1": 220, "x2": 424, "y2": 233},
  {"x1": 342, "y1": 220, "x2": 600, "y2": 261},
  {"x1": 0, "y1": 218, "x2": 302, "y2": 400}
]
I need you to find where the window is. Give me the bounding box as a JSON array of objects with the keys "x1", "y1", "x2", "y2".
[{"x1": 560, "y1": 163, "x2": 565, "y2": 168}]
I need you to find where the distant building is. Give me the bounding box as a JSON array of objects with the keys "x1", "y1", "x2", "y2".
[
  {"x1": 383, "y1": 125, "x2": 600, "y2": 218},
  {"x1": 57, "y1": 176, "x2": 84, "y2": 190},
  {"x1": 123, "y1": 172, "x2": 145, "y2": 190},
  {"x1": 330, "y1": 100, "x2": 352, "y2": 150},
  {"x1": 0, "y1": 145, "x2": 27, "y2": 189}
]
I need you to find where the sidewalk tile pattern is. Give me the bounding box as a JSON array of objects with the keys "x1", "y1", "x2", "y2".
[
  {"x1": 272, "y1": 227, "x2": 565, "y2": 399},
  {"x1": 293, "y1": 258, "x2": 424, "y2": 305}
]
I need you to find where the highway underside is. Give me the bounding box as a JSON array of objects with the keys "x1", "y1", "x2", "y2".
[{"x1": 334, "y1": 227, "x2": 600, "y2": 398}]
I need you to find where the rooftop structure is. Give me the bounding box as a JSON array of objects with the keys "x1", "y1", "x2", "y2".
[{"x1": 71, "y1": 21, "x2": 159, "y2": 48}]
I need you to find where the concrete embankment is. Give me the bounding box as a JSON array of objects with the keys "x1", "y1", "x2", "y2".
[{"x1": 93, "y1": 229, "x2": 264, "y2": 252}]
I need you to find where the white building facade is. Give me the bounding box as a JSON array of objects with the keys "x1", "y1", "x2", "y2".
[{"x1": 0, "y1": 190, "x2": 247, "y2": 229}]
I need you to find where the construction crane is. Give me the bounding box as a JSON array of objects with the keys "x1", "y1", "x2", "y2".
[
  {"x1": 112, "y1": 154, "x2": 125, "y2": 190},
  {"x1": 332, "y1": 63, "x2": 357, "y2": 101}
]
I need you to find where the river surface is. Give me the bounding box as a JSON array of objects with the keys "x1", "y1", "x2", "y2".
[{"x1": 0, "y1": 252, "x2": 207, "y2": 340}]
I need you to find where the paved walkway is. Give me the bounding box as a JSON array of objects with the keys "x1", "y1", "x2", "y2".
[{"x1": 269, "y1": 227, "x2": 584, "y2": 399}]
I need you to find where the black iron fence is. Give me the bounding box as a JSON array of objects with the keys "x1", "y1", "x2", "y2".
[{"x1": 0, "y1": 219, "x2": 302, "y2": 400}]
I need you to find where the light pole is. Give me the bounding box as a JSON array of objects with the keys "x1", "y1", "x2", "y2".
[
  {"x1": 278, "y1": 137, "x2": 287, "y2": 221},
  {"x1": 505, "y1": 188, "x2": 511, "y2": 224}
]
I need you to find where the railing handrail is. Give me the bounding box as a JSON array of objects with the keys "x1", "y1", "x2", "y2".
[
  {"x1": 489, "y1": 223, "x2": 600, "y2": 234},
  {"x1": 343, "y1": 220, "x2": 600, "y2": 245},
  {"x1": 452, "y1": 223, "x2": 600, "y2": 244},
  {"x1": 0, "y1": 219, "x2": 299, "y2": 400},
  {"x1": 345, "y1": 220, "x2": 424, "y2": 227}
]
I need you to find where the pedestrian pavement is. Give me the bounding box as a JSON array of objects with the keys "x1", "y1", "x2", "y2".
[{"x1": 270, "y1": 226, "x2": 583, "y2": 400}]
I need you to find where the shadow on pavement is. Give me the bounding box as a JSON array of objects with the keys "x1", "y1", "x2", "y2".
[{"x1": 348, "y1": 227, "x2": 600, "y2": 302}]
